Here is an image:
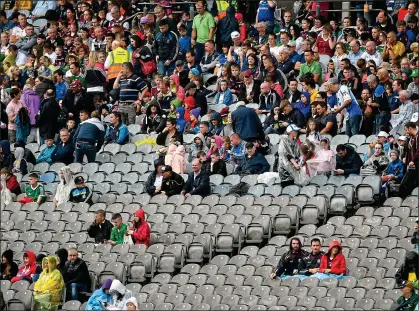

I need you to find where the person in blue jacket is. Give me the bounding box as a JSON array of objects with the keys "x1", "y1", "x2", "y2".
[
  {"x1": 209, "y1": 112, "x2": 224, "y2": 135},
  {"x1": 236, "y1": 142, "x2": 270, "y2": 175},
  {"x1": 104, "y1": 112, "x2": 129, "y2": 145},
  {"x1": 215, "y1": 80, "x2": 233, "y2": 106},
  {"x1": 382, "y1": 149, "x2": 404, "y2": 183},
  {"x1": 36, "y1": 135, "x2": 56, "y2": 164},
  {"x1": 176, "y1": 107, "x2": 187, "y2": 133},
  {"x1": 85, "y1": 279, "x2": 113, "y2": 310}
]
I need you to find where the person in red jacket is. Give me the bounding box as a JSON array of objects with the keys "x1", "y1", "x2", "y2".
[
  {"x1": 1, "y1": 168, "x2": 21, "y2": 195},
  {"x1": 11, "y1": 251, "x2": 37, "y2": 283},
  {"x1": 127, "y1": 209, "x2": 150, "y2": 246},
  {"x1": 235, "y1": 13, "x2": 247, "y2": 42},
  {"x1": 319, "y1": 241, "x2": 347, "y2": 275}
]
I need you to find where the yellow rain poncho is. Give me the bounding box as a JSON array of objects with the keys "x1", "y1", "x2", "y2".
[{"x1": 33, "y1": 256, "x2": 65, "y2": 311}]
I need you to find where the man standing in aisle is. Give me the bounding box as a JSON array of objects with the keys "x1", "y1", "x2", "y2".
[{"x1": 191, "y1": 0, "x2": 216, "y2": 64}]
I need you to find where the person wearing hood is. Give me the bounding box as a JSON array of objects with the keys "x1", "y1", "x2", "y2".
[
  {"x1": 63, "y1": 248, "x2": 91, "y2": 300},
  {"x1": 125, "y1": 297, "x2": 139, "y2": 310},
  {"x1": 172, "y1": 145, "x2": 186, "y2": 174},
  {"x1": 51, "y1": 128, "x2": 75, "y2": 165},
  {"x1": 107, "y1": 279, "x2": 132, "y2": 310},
  {"x1": 1, "y1": 250, "x2": 18, "y2": 281},
  {"x1": 176, "y1": 107, "x2": 187, "y2": 133},
  {"x1": 184, "y1": 108, "x2": 201, "y2": 134},
  {"x1": 54, "y1": 249, "x2": 68, "y2": 275},
  {"x1": 0, "y1": 140, "x2": 13, "y2": 172},
  {"x1": 319, "y1": 241, "x2": 347, "y2": 276},
  {"x1": 334, "y1": 144, "x2": 364, "y2": 177},
  {"x1": 141, "y1": 102, "x2": 166, "y2": 134},
  {"x1": 145, "y1": 159, "x2": 165, "y2": 196},
  {"x1": 294, "y1": 91, "x2": 311, "y2": 120},
  {"x1": 396, "y1": 281, "x2": 419, "y2": 311},
  {"x1": 186, "y1": 82, "x2": 208, "y2": 116},
  {"x1": 183, "y1": 95, "x2": 197, "y2": 123},
  {"x1": 53, "y1": 166, "x2": 74, "y2": 206},
  {"x1": 209, "y1": 112, "x2": 224, "y2": 136},
  {"x1": 11, "y1": 251, "x2": 37, "y2": 283},
  {"x1": 216, "y1": 5, "x2": 238, "y2": 46},
  {"x1": 270, "y1": 238, "x2": 309, "y2": 279},
  {"x1": 11, "y1": 147, "x2": 27, "y2": 174},
  {"x1": 127, "y1": 209, "x2": 150, "y2": 246},
  {"x1": 86, "y1": 279, "x2": 113, "y2": 310},
  {"x1": 170, "y1": 74, "x2": 185, "y2": 101},
  {"x1": 0, "y1": 172, "x2": 12, "y2": 207},
  {"x1": 21, "y1": 84, "x2": 40, "y2": 127},
  {"x1": 165, "y1": 144, "x2": 177, "y2": 166},
  {"x1": 158, "y1": 165, "x2": 185, "y2": 196},
  {"x1": 37, "y1": 89, "x2": 61, "y2": 142},
  {"x1": 73, "y1": 110, "x2": 105, "y2": 163},
  {"x1": 33, "y1": 256, "x2": 65, "y2": 311},
  {"x1": 188, "y1": 132, "x2": 209, "y2": 163},
  {"x1": 396, "y1": 251, "x2": 419, "y2": 286}
]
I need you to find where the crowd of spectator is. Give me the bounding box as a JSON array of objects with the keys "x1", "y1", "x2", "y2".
[{"x1": 1, "y1": 0, "x2": 419, "y2": 309}]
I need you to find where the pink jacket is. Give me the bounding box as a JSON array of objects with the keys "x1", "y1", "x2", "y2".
[
  {"x1": 165, "y1": 144, "x2": 177, "y2": 166},
  {"x1": 170, "y1": 74, "x2": 185, "y2": 101},
  {"x1": 172, "y1": 145, "x2": 185, "y2": 174}
]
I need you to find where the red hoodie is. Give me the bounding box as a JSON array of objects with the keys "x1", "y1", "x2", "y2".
[
  {"x1": 319, "y1": 241, "x2": 347, "y2": 275},
  {"x1": 11, "y1": 251, "x2": 37, "y2": 283},
  {"x1": 131, "y1": 209, "x2": 150, "y2": 246}
]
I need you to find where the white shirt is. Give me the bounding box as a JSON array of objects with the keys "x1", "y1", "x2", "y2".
[
  {"x1": 32, "y1": 0, "x2": 57, "y2": 16},
  {"x1": 360, "y1": 51, "x2": 383, "y2": 67},
  {"x1": 44, "y1": 51, "x2": 57, "y2": 63},
  {"x1": 11, "y1": 26, "x2": 26, "y2": 38},
  {"x1": 16, "y1": 51, "x2": 27, "y2": 66},
  {"x1": 154, "y1": 175, "x2": 163, "y2": 187}
]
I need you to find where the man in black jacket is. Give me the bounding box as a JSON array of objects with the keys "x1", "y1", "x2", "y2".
[
  {"x1": 61, "y1": 80, "x2": 95, "y2": 124},
  {"x1": 334, "y1": 144, "x2": 364, "y2": 177},
  {"x1": 156, "y1": 118, "x2": 183, "y2": 146},
  {"x1": 51, "y1": 128, "x2": 74, "y2": 165},
  {"x1": 297, "y1": 238, "x2": 324, "y2": 276},
  {"x1": 284, "y1": 79, "x2": 302, "y2": 105},
  {"x1": 270, "y1": 238, "x2": 308, "y2": 279},
  {"x1": 182, "y1": 158, "x2": 211, "y2": 197},
  {"x1": 37, "y1": 89, "x2": 61, "y2": 142},
  {"x1": 63, "y1": 248, "x2": 91, "y2": 300},
  {"x1": 395, "y1": 251, "x2": 419, "y2": 286},
  {"x1": 87, "y1": 209, "x2": 113, "y2": 244},
  {"x1": 185, "y1": 82, "x2": 208, "y2": 116},
  {"x1": 236, "y1": 142, "x2": 270, "y2": 176},
  {"x1": 154, "y1": 19, "x2": 179, "y2": 76},
  {"x1": 159, "y1": 165, "x2": 185, "y2": 196},
  {"x1": 278, "y1": 99, "x2": 306, "y2": 134}
]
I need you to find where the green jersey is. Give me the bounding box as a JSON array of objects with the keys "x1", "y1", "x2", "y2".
[
  {"x1": 25, "y1": 183, "x2": 45, "y2": 201},
  {"x1": 110, "y1": 223, "x2": 128, "y2": 245}
]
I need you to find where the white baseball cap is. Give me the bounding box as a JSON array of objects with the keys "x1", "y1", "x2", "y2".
[
  {"x1": 286, "y1": 124, "x2": 301, "y2": 133},
  {"x1": 377, "y1": 131, "x2": 389, "y2": 138},
  {"x1": 231, "y1": 31, "x2": 240, "y2": 39}
]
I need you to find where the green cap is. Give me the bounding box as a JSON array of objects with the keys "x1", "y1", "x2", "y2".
[{"x1": 411, "y1": 69, "x2": 419, "y2": 78}]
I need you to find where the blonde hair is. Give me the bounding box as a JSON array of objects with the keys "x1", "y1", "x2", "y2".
[{"x1": 88, "y1": 51, "x2": 99, "y2": 67}]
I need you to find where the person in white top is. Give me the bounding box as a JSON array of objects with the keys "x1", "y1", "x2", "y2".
[{"x1": 360, "y1": 41, "x2": 383, "y2": 67}]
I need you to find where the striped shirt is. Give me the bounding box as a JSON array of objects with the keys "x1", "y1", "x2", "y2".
[{"x1": 119, "y1": 74, "x2": 147, "y2": 103}]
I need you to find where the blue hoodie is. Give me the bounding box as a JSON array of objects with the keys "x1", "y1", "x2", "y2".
[
  {"x1": 36, "y1": 145, "x2": 56, "y2": 164},
  {"x1": 209, "y1": 113, "x2": 224, "y2": 135},
  {"x1": 86, "y1": 279, "x2": 112, "y2": 310},
  {"x1": 215, "y1": 88, "x2": 233, "y2": 106},
  {"x1": 176, "y1": 107, "x2": 187, "y2": 133},
  {"x1": 294, "y1": 91, "x2": 311, "y2": 119}
]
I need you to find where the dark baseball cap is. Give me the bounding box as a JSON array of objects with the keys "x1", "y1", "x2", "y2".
[
  {"x1": 245, "y1": 142, "x2": 255, "y2": 149},
  {"x1": 161, "y1": 165, "x2": 173, "y2": 173},
  {"x1": 74, "y1": 176, "x2": 85, "y2": 184}
]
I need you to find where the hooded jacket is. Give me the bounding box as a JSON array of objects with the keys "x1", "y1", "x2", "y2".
[
  {"x1": 396, "y1": 251, "x2": 419, "y2": 286},
  {"x1": 1, "y1": 250, "x2": 18, "y2": 281},
  {"x1": 216, "y1": 5, "x2": 239, "y2": 44},
  {"x1": 55, "y1": 248, "x2": 68, "y2": 274},
  {"x1": 125, "y1": 297, "x2": 138, "y2": 310},
  {"x1": 172, "y1": 145, "x2": 186, "y2": 174},
  {"x1": 184, "y1": 96, "x2": 196, "y2": 123},
  {"x1": 184, "y1": 108, "x2": 201, "y2": 134},
  {"x1": 86, "y1": 279, "x2": 112, "y2": 310},
  {"x1": 141, "y1": 103, "x2": 166, "y2": 134},
  {"x1": 0, "y1": 140, "x2": 13, "y2": 171},
  {"x1": 161, "y1": 170, "x2": 185, "y2": 196},
  {"x1": 319, "y1": 241, "x2": 347, "y2": 275},
  {"x1": 165, "y1": 144, "x2": 178, "y2": 166},
  {"x1": 335, "y1": 145, "x2": 364, "y2": 176},
  {"x1": 63, "y1": 257, "x2": 91, "y2": 288},
  {"x1": 54, "y1": 166, "x2": 75, "y2": 206},
  {"x1": 130, "y1": 209, "x2": 150, "y2": 246},
  {"x1": 188, "y1": 132, "x2": 209, "y2": 162},
  {"x1": 12, "y1": 147, "x2": 27, "y2": 175},
  {"x1": 21, "y1": 88, "x2": 40, "y2": 125},
  {"x1": 73, "y1": 118, "x2": 105, "y2": 151},
  {"x1": 275, "y1": 239, "x2": 308, "y2": 277},
  {"x1": 294, "y1": 91, "x2": 311, "y2": 119},
  {"x1": 176, "y1": 107, "x2": 187, "y2": 133},
  {"x1": 109, "y1": 279, "x2": 133, "y2": 310},
  {"x1": 11, "y1": 251, "x2": 37, "y2": 283},
  {"x1": 209, "y1": 113, "x2": 224, "y2": 135}
]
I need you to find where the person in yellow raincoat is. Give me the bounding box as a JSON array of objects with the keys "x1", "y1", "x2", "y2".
[{"x1": 33, "y1": 256, "x2": 65, "y2": 311}]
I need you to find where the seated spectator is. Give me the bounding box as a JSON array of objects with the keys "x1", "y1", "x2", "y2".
[
  {"x1": 127, "y1": 209, "x2": 150, "y2": 246},
  {"x1": 32, "y1": 254, "x2": 46, "y2": 283},
  {"x1": 87, "y1": 209, "x2": 113, "y2": 244},
  {"x1": 209, "y1": 113, "x2": 223, "y2": 136},
  {"x1": 19, "y1": 173, "x2": 45, "y2": 204},
  {"x1": 297, "y1": 238, "x2": 324, "y2": 276},
  {"x1": 298, "y1": 141, "x2": 317, "y2": 180},
  {"x1": 302, "y1": 119, "x2": 322, "y2": 144},
  {"x1": 33, "y1": 256, "x2": 65, "y2": 311},
  {"x1": 396, "y1": 251, "x2": 419, "y2": 286},
  {"x1": 51, "y1": 129, "x2": 75, "y2": 165},
  {"x1": 184, "y1": 108, "x2": 201, "y2": 134},
  {"x1": 53, "y1": 166, "x2": 74, "y2": 206},
  {"x1": 257, "y1": 82, "x2": 281, "y2": 114},
  {"x1": 316, "y1": 138, "x2": 335, "y2": 176},
  {"x1": 207, "y1": 136, "x2": 222, "y2": 159},
  {"x1": 141, "y1": 103, "x2": 165, "y2": 134},
  {"x1": 69, "y1": 176, "x2": 93, "y2": 205},
  {"x1": 188, "y1": 133, "x2": 209, "y2": 162},
  {"x1": 278, "y1": 100, "x2": 306, "y2": 134},
  {"x1": 172, "y1": 145, "x2": 186, "y2": 174},
  {"x1": 182, "y1": 158, "x2": 211, "y2": 197},
  {"x1": 220, "y1": 112, "x2": 234, "y2": 137},
  {"x1": 165, "y1": 144, "x2": 177, "y2": 166},
  {"x1": 108, "y1": 280, "x2": 132, "y2": 310},
  {"x1": 156, "y1": 165, "x2": 185, "y2": 196},
  {"x1": 0, "y1": 169, "x2": 19, "y2": 196},
  {"x1": 207, "y1": 152, "x2": 227, "y2": 177},
  {"x1": 125, "y1": 297, "x2": 139, "y2": 311},
  {"x1": 270, "y1": 238, "x2": 308, "y2": 279},
  {"x1": 1, "y1": 250, "x2": 18, "y2": 281},
  {"x1": 11, "y1": 251, "x2": 37, "y2": 283},
  {"x1": 395, "y1": 281, "x2": 418, "y2": 311},
  {"x1": 107, "y1": 213, "x2": 128, "y2": 245},
  {"x1": 55, "y1": 249, "x2": 68, "y2": 275},
  {"x1": 145, "y1": 159, "x2": 165, "y2": 196},
  {"x1": 334, "y1": 144, "x2": 363, "y2": 177},
  {"x1": 156, "y1": 118, "x2": 184, "y2": 146},
  {"x1": 264, "y1": 106, "x2": 282, "y2": 135},
  {"x1": 319, "y1": 241, "x2": 347, "y2": 276},
  {"x1": 412, "y1": 220, "x2": 419, "y2": 250},
  {"x1": 0, "y1": 140, "x2": 13, "y2": 171},
  {"x1": 36, "y1": 135, "x2": 55, "y2": 164},
  {"x1": 14, "y1": 141, "x2": 36, "y2": 165},
  {"x1": 229, "y1": 133, "x2": 246, "y2": 165},
  {"x1": 315, "y1": 101, "x2": 338, "y2": 136},
  {"x1": 273, "y1": 125, "x2": 301, "y2": 187},
  {"x1": 0, "y1": 175, "x2": 12, "y2": 207},
  {"x1": 63, "y1": 248, "x2": 91, "y2": 301},
  {"x1": 236, "y1": 142, "x2": 270, "y2": 175},
  {"x1": 382, "y1": 150, "x2": 404, "y2": 184},
  {"x1": 360, "y1": 142, "x2": 389, "y2": 176},
  {"x1": 104, "y1": 112, "x2": 129, "y2": 145},
  {"x1": 215, "y1": 79, "x2": 233, "y2": 106},
  {"x1": 295, "y1": 92, "x2": 312, "y2": 120},
  {"x1": 86, "y1": 279, "x2": 113, "y2": 310},
  {"x1": 364, "y1": 131, "x2": 391, "y2": 160},
  {"x1": 176, "y1": 107, "x2": 187, "y2": 133}
]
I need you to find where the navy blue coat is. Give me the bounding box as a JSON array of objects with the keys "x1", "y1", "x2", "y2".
[
  {"x1": 236, "y1": 152, "x2": 270, "y2": 175},
  {"x1": 183, "y1": 171, "x2": 211, "y2": 197},
  {"x1": 231, "y1": 106, "x2": 265, "y2": 141}
]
